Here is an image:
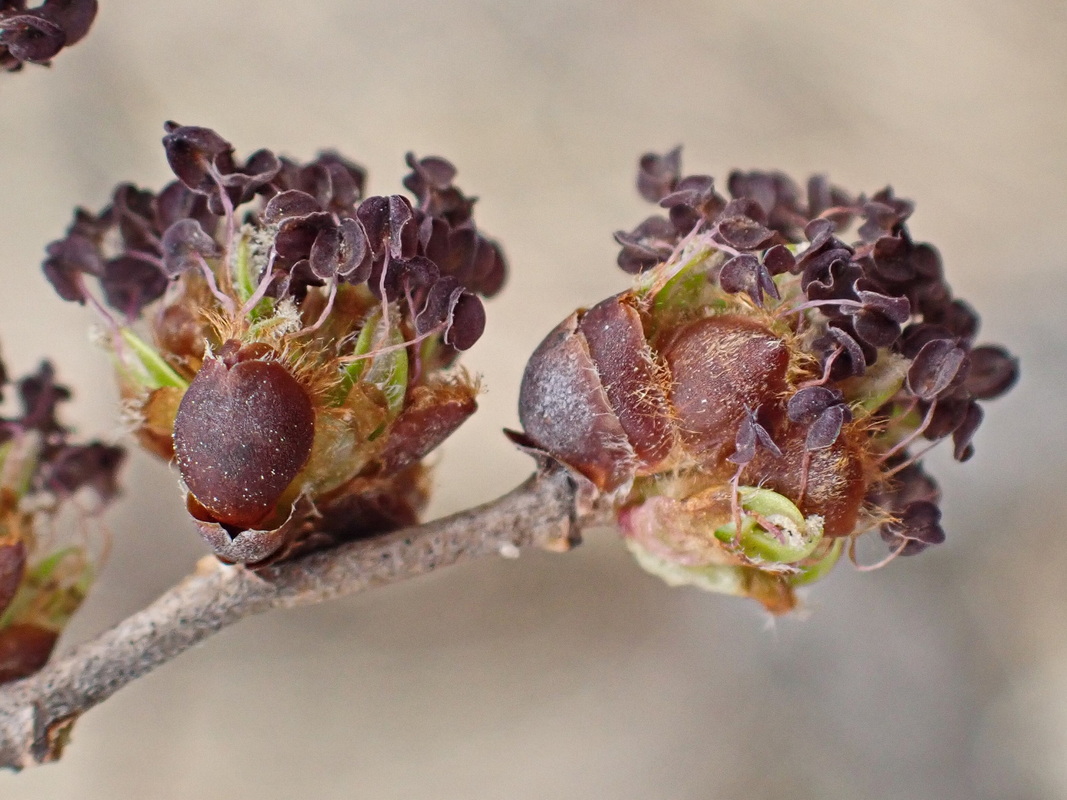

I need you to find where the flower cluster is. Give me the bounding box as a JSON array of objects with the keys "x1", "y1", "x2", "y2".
[
  {"x1": 0, "y1": 0, "x2": 96, "y2": 72},
  {"x1": 0, "y1": 355, "x2": 124, "y2": 683},
  {"x1": 44, "y1": 122, "x2": 506, "y2": 565},
  {"x1": 516, "y1": 147, "x2": 1017, "y2": 613}
]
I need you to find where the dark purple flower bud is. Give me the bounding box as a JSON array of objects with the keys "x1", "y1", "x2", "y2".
[
  {"x1": 262, "y1": 189, "x2": 322, "y2": 224},
  {"x1": 858, "y1": 188, "x2": 915, "y2": 242},
  {"x1": 787, "y1": 386, "x2": 851, "y2": 450},
  {"x1": 807, "y1": 175, "x2": 854, "y2": 226},
  {"x1": 0, "y1": 12, "x2": 64, "y2": 63},
  {"x1": 416, "y1": 276, "x2": 460, "y2": 335},
  {"x1": 637, "y1": 146, "x2": 682, "y2": 203},
  {"x1": 44, "y1": 0, "x2": 97, "y2": 44},
  {"x1": 161, "y1": 219, "x2": 221, "y2": 278},
  {"x1": 313, "y1": 151, "x2": 366, "y2": 213},
  {"x1": 162, "y1": 122, "x2": 234, "y2": 197},
  {"x1": 274, "y1": 211, "x2": 334, "y2": 261},
  {"x1": 852, "y1": 309, "x2": 903, "y2": 348},
  {"x1": 727, "y1": 170, "x2": 806, "y2": 231},
  {"x1": 906, "y1": 338, "x2": 968, "y2": 401},
  {"x1": 615, "y1": 216, "x2": 676, "y2": 274},
  {"x1": 329, "y1": 217, "x2": 372, "y2": 283},
  {"x1": 924, "y1": 396, "x2": 970, "y2": 441},
  {"x1": 805, "y1": 404, "x2": 850, "y2": 450},
  {"x1": 880, "y1": 500, "x2": 945, "y2": 556},
  {"x1": 804, "y1": 217, "x2": 837, "y2": 249},
  {"x1": 715, "y1": 214, "x2": 776, "y2": 251},
  {"x1": 963, "y1": 345, "x2": 1019, "y2": 400},
  {"x1": 442, "y1": 291, "x2": 485, "y2": 351},
  {"x1": 357, "y1": 195, "x2": 417, "y2": 261},
  {"x1": 728, "y1": 408, "x2": 782, "y2": 465},
  {"x1": 763, "y1": 244, "x2": 795, "y2": 276},
  {"x1": 99, "y1": 255, "x2": 168, "y2": 319},
  {"x1": 660, "y1": 174, "x2": 723, "y2": 232},
  {"x1": 403, "y1": 153, "x2": 473, "y2": 223},
  {"x1": 799, "y1": 249, "x2": 859, "y2": 303},
  {"x1": 867, "y1": 235, "x2": 917, "y2": 283},
  {"x1": 154, "y1": 181, "x2": 217, "y2": 235},
  {"x1": 0, "y1": 624, "x2": 58, "y2": 684},
  {"x1": 382, "y1": 255, "x2": 439, "y2": 302},
  {"x1": 787, "y1": 386, "x2": 843, "y2": 423},
  {"x1": 467, "y1": 236, "x2": 508, "y2": 297},
  {"x1": 951, "y1": 400, "x2": 983, "y2": 462},
  {"x1": 42, "y1": 233, "x2": 102, "y2": 303},
  {"x1": 719, "y1": 254, "x2": 779, "y2": 306},
  {"x1": 42, "y1": 441, "x2": 126, "y2": 501},
  {"x1": 855, "y1": 287, "x2": 911, "y2": 323},
  {"x1": 824, "y1": 325, "x2": 868, "y2": 377},
  {"x1": 17, "y1": 361, "x2": 70, "y2": 434}
]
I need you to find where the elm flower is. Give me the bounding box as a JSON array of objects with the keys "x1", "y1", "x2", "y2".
[
  {"x1": 44, "y1": 123, "x2": 506, "y2": 565},
  {"x1": 0, "y1": 356, "x2": 124, "y2": 683},
  {"x1": 0, "y1": 0, "x2": 97, "y2": 72},
  {"x1": 514, "y1": 147, "x2": 1018, "y2": 613}
]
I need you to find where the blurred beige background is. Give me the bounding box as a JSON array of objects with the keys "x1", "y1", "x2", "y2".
[{"x1": 1, "y1": 1, "x2": 1065, "y2": 797}]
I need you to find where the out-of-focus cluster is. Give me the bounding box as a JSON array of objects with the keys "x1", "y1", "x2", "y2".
[
  {"x1": 0, "y1": 0, "x2": 96, "y2": 72},
  {"x1": 0, "y1": 357, "x2": 124, "y2": 683},
  {"x1": 516, "y1": 147, "x2": 1018, "y2": 613},
  {"x1": 44, "y1": 122, "x2": 506, "y2": 565}
]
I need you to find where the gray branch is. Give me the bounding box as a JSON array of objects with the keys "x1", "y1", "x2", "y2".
[{"x1": 0, "y1": 468, "x2": 585, "y2": 770}]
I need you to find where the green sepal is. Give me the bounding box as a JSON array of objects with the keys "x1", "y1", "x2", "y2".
[
  {"x1": 338, "y1": 309, "x2": 409, "y2": 419},
  {"x1": 627, "y1": 539, "x2": 750, "y2": 597},
  {"x1": 119, "y1": 328, "x2": 188, "y2": 390},
  {"x1": 789, "y1": 538, "x2": 844, "y2": 586},
  {"x1": 714, "y1": 486, "x2": 823, "y2": 563},
  {"x1": 232, "y1": 235, "x2": 256, "y2": 304},
  {"x1": 231, "y1": 236, "x2": 273, "y2": 320}
]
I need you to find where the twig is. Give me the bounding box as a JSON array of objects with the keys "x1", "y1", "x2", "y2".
[{"x1": 0, "y1": 468, "x2": 586, "y2": 770}]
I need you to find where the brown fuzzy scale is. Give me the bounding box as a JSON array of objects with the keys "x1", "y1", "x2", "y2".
[
  {"x1": 744, "y1": 421, "x2": 871, "y2": 537},
  {"x1": 154, "y1": 304, "x2": 211, "y2": 368},
  {"x1": 135, "y1": 386, "x2": 183, "y2": 461},
  {"x1": 377, "y1": 383, "x2": 477, "y2": 476},
  {"x1": 577, "y1": 294, "x2": 675, "y2": 471},
  {"x1": 173, "y1": 340, "x2": 315, "y2": 529},
  {"x1": 661, "y1": 314, "x2": 791, "y2": 463}
]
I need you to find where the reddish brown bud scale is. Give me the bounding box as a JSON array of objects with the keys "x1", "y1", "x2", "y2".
[
  {"x1": 661, "y1": 314, "x2": 791, "y2": 462},
  {"x1": 0, "y1": 623, "x2": 58, "y2": 684},
  {"x1": 377, "y1": 384, "x2": 477, "y2": 476},
  {"x1": 173, "y1": 341, "x2": 315, "y2": 528},
  {"x1": 136, "y1": 386, "x2": 183, "y2": 461},
  {"x1": 577, "y1": 296, "x2": 674, "y2": 470},
  {"x1": 155, "y1": 301, "x2": 210, "y2": 362},
  {"x1": 745, "y1": 422, "x2": 869, "y2": 538}
]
